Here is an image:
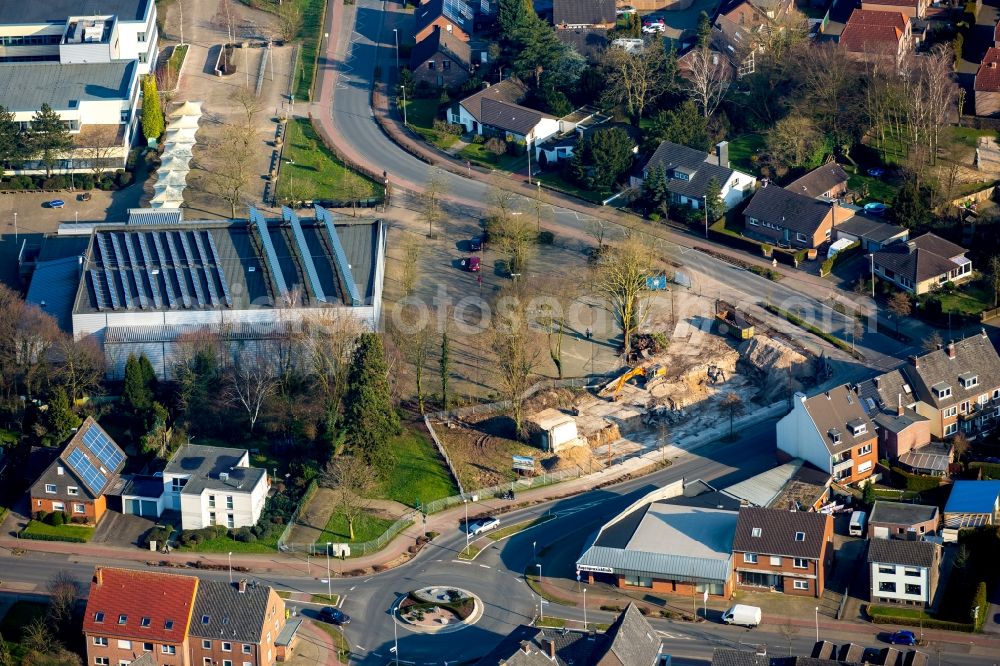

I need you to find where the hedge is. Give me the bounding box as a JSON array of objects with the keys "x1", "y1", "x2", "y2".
[
  {"x1": 891, "y1": 467, "x2": 942, "y2": 492},
  {"x1": 820, "y1": 240, "x2": 861, "y2": 277},
  {"x1": 969, "y1": 461, "x2": 1000, "y2": 479},
  {"x1": 866, "y1": 605, "x2": 975, "y2": 632}
]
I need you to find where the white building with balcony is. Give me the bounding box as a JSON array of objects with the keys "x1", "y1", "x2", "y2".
[{"x1": 868, "y1": 538, "x2": 940, "y2": 608}]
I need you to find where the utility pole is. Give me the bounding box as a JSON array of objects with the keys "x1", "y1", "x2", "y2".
[
  {"x1": 179, "y1": 0, "x2": 185, "y2": 46},
  {"x1": 228, "y1": 551, "x2": 232, "y2": 583}
]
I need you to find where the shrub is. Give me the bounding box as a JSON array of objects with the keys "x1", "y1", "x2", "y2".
[
  {"x1": 867, "y1": 605, "x2": 973, "y2": 632},
  {"x1": 42, "y1": 176, "x2": 68, "y2": 190},
  {"x1": 47, "y1": 511, "x2": 66, "y2": 526},
  {"x1": 425, "y1": 531, "x2": 440, "y2": 539},
  {"x1": 233, "y1": 527, "x2": 254, "y2": 542},
  {"x1": 969, "y1": 461, "x2": 1000, "y2": 479},
  {"x1": 648, "y1": 212, "x2": 661, "y2": 222},
  {"x1": 34, "y1": 511, "x2": 48, "y2": 522},
  {"x1": 538, "y1": 230, "x2": 555, "y2": 245},
  {"x1": 471, "y1": 134, "x2": 485, "y2": 145},
  {"x1": 143, "y1": 525, "x2": 173, "y2": 548},
  {"x1": 891, "y1": 467, "x2": 941, "y2": 492},
  {"x1": 77, "y1": 174, "x2": 95, "y2": 190},
  {"x1": 432, "y1": 119, "x2": 463, "y2": 136},
  {"x1": 600, "y1": 604, "x2": 623, "y2": 612},
  {"x1": 484, "y1": 137, "x2": 507, "y2": 158},
  {"x1": 70, "y1": 516, "x2": 88, "y2": 524},
  {"x1": 115, "y1": 170, "x2": 132, "y2": 188}
]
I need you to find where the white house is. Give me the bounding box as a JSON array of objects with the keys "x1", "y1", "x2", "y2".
[
  {"x1": 449, "y1": 79, "x2": 559, "y2": 145},
  {"x1": 632, "y1": 140, "x2": 756, "y2": 211},
  {"x1": 775, "y1": 386, "x2": 879, "y2": 486},
  {"x1": 0, "y1": 60, "x2": 139, "y2": 175},
  {"x1": 0, "y1": 0, "x2": 159, "y2": 74},
  {"x1": 868, "y1": 538, "x2": 940, "y2": 608},
  {"x1": 162, "y1": 444, "x2": 269, "y2": 531}
]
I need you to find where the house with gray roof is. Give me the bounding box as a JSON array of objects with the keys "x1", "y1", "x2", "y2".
[
  {"x1": 634, "y1": 140, "x2": 756, "y2": 211},
  {"x1": 743, "y1": 184, "x2": 841, "y2": 250},
  {"x1": 833, "y1": 214, "x2": 909, "y2": 252},
  {"x1": 553, "y1": 0, "x2": 616, "y2": 28},
  {"x1": 868, "y1": 501, "x2": 939, "y2": 540},
  {"x1": 189, "y1": 579, "x2": 291, "y2": 666},
  {"x1": 786, "y1": 162, "x2": 850, "y2": 200},
  {"x1": 872, "y1": 232, "x2": 972, "y2": 295},
  {"x1": 776, "y1": 385, "x2": 879, "y2": 485},
  {"x1": 855, "y1": 370, "x2": 943, "y2": 474},
  {"x1": 868, "y1": 538, "x2": 941, "y2": 607},
  {"x1": 900, "y1": 330, "x2": 1000, "y2": 439},
  {"x1": 577, "y1": 479, "x2": 737, "y2": 598},
  {"x1": 450, "y1": 79, "x2": 559, "y2": 144},
  {"x1": 409, "y1": 25, "x2": 472, "y2": 88}
]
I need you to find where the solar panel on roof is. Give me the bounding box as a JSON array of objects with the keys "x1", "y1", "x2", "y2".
[
  {"x1": 89, "y1": 270, "x2": 107, "y2": 311},
  {"x1": 67, "y1": 447, "x2": 107, "y2": 495},
  {"x1": 250, "y1": 207, "x2": 289, "y2": 300},
  {"x1": 81, "y1": 425, "x2": 125, "y2": 470},
  {"x1": 177, "y1": 232, "x2": 206, "y2": 307},
  {"x1": 151, "y1": 233, "x2": 179, "y2": 309},
  {"x1": 135, "y1": 233, "x2": 163, "y2": 309},
  {"x1": 316, "y1": 206, "x2": 361, "y2": 306},
  {"x1": 192, "y1": 231, "x2": 221, "y2": 307},
  {"x1": 206, "y1": 232, "x2": 233, "y2": 307},
  {"x1": 96, "y1": 233, "x2": 115, "y2": 267},
  {"x1": 110, "y1": 233, "x2": 138, "y2": 310},
  {"x1": 283, "y1": 206, "x2": 326, "y2": 304},
  {"x1": 164, "y1": 233, "x2": 193, "y2": 308}
]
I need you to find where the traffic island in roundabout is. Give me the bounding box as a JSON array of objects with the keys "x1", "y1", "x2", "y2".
[{"x1": 394, "y1": 586, "x2": 484, "y2": 634}]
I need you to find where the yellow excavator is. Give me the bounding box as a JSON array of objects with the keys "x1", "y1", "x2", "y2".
[{"x1": 601, "y1": 363, "x2": 667, "y2": 401}]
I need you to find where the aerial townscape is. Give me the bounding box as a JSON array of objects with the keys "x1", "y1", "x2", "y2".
[{"x1": 6, "y1": 0, "x2": 1000, "y2": 664}]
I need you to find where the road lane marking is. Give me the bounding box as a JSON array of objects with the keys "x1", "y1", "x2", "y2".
[
  {"x1": 451, "y1": 559, "x2": 471, "y2": 564},
  {"x1": 338, "y1": 595, "x2": 347, "y2": 608},
  {"x1": 479, "y1": 564, "x2": 490, "y2": 569},
  {"x1": 364, "y1": 577, "x2": 374, "y2": 582},
  {"x1": 350, "y1": 586, "x2": 356, "y2": 591}
]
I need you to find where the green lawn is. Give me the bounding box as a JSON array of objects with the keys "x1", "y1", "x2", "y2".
[
  {"x1": 383, "y1": 429, "x2": 459, "y2": 508},
  {"x1": 176, "y1": 531, "x2": 281, "y2": 553},
  {"x1": 294, "y1": 0, "x2": 327, "y2": 101},
  {"x1": 936, "y1": 284, "x2": 994, "y2": 316},
  {"x1": 403, "y1": 98, "x2": 460, "y2": 150},
  {"x1": 20, "y1": 520, "x2": 93, "y2": 542},
  {"x1": 311, "y1": 594, "x2": 339, "y2": 604},
  {"x1": 535, "y1": 172, "x2": 606, "y2": 204},
  {"x1": 727, "y1": 134, "x2": 766, "y2": 173},
  {"x1": 458, "y1": 142, "x2": 527, "y2": 172},
  {"x1": 868, "y1": 605, "x2": 931, "y2": 619},
  {"x1": 278, "y1": 118, "x2": 379, "y2": 202},
  {"x1": 845, "y1": 166, "x2": 899, "y2": 205},
  {"x1": 167, "y1": 44, "x2": 187, "y2": 75},
  {"x1": 315, "y1": 510, "x2": 397, "y2": 545},
  {"x1": 314, "y1": 621, "x2": 351, "y2": 662},
  {"x1": 950, "y1": 126, "x2": 997, "y2": 150}
]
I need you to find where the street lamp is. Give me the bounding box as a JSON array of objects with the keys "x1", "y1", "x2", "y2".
[
  {"x1": 869, "y1": 253, "x2": 875, "y2": 298},
  {"x1": 228, "y1": 551, "x2": 232, "y2": 583},
  {"x1": 537, "y1": 563, "x2": 543, "y2": 621},
  {"x1": 13, "y1": 212, "x2": 17, "y2": 243},
  {"x1": 393, "y1": 28, "x2": 400, "y2": 73},
  {"x1": 463, "y1": 498, "x2": 470, "y2": 557},
  {"x1": 815, "y1": 606, "x2": 819, "y2": 643},
  {"x1": 583, "y1": 587, "x2": 588, "y2": 630},
  {"x1": 532, "y1": 541, "x2": 536, "y2": 561},
  {"x1": 703, "y1": 195, "x2": 709, "y2": 239},
  {"x1": 326, "y1": 542, "x2": 332, "y2": 600}
]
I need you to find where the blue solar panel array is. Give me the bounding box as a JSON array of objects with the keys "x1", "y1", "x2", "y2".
[
  {"x1": 283, "y1": 206, "x2": 326, "y2": 304},
  {"x1": 152, "y1": 233, "x2": 180, "y2": 309},
  {"x1": 89, "y1": 270, "x2": 107, "y2": 311},
  {"x1": 67, "y1": 448, "x2": 107, "y2": 495},
  {"x1": 164, "y1": 232, "x2": 194, "y2": 308},
  {"x1": 134, "y1": 233, "x2": 164, "y2": 309},
  {"x1": 191, "y1": 231, "x2": 221, "y2": 307},
  {"x1": 81, "y1": 424, "x2": 125, "y2": 471},
  {"x1": 316, "y1": 206, "x2": 361, "y2": 307},
  {"x1": 250, "y1": 206, "x2": 289, "y2": 300},
  {"x1": 178, "y1": 232, "x2": 207, "y2": 307},
  {"x1": 108, "y1": 234, "x2": 136, "y2": 309},
  {"x1": 205, "y1": 232, "x2": 234, "y2": 307}
]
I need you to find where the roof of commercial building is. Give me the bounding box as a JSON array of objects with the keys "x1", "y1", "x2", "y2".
[
  {"x1": 723, "y1": 460, "x2": 805, "y2": 508},
  {"x1": 71, "y1": 214, "x2": 381, "y2": 315},
  {"x1": 732, "y1": 507, "x2": 829, "y2": 559},
  {"x1": 625, "y1": 503, "x2": 737, "y2": 559},
  {"x1": 164, "y1": 444, "x2": 265, "y2": 496},
  {"x1": 188, "y1": 580, "x2": 276, "y2": 643},
  {"x1": 25, "y1": 256, "x2": 81, "y2": 331},
  {"x1": 869, "y1": 501, "x2": 938, "y2": 526},
  {"x1": 553, "y1": 0, "x2": 615, "y2": 26},
  {"x1": 800, "y1": 384, "x2": 876, "y2": 454},
  {"x1": 0, "y1": 61, "x2": 136, "y2": 113},
  {"x1": 786, "y1": 163, "x2": 850, "y2": 199},
  {"x1": 944, "y1": 480, "x2": 1000, "y2": 515},
  {"x1": 834, "y1": 215, "x2": 908, "y2": 244},
  {"x1": 867, "y1": 537, "x2": 938, "y2": 568},
  {"x1": 904, "y1": 331, "x2": 1000, "y2": 410},
  {"x1": 744, "y1": 185, "x2": 833, "y2": 237},
  {"x1": 0, "y1": 0, "x2": 150, "y2": 23},
  {"x1": 83, "y1": 568, "x2": 198, "y2": 643}
]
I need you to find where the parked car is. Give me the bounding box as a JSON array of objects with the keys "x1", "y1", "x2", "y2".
[
  {"x1": 319, "y1": 607, "x2": 351, "y2": 625},
  {"x1": 460, "y1": 256, "x2": 481, "y2": 272},
  {"x1": 617, "y1": 5, "x2": 637, "y2": 14},
  {"x1": 642, "y1": 23, "x2": 665, "y2": 33},
  {"x1": 46, "y1": 199, "x2": 65, "y2": 209},
  {"x1": 467, "y1": 516, "x2": 500, "y2": 536},
  {"x1": 721, "y1": 604, "x2": 762, "y2": 628},
  {"x1": 469, "y1": 237, "x2": 483, "y2": 251},
  {"x1": 887, "y1": 630, "x2": 917, "y2": 646}
]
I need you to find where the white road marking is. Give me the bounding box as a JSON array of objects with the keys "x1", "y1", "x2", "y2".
[
  {"x1": 338, "y1": 595, "x2": 347, "y2": 608},
  {"x1": 364, "y1": 577, "x2": 374, "y2": 582},
  {"x1": 479, "y1": 564, "x2": 490, "y2": 569},
  {"x1": 350, "y1": 586, "x2": 357, "y2": 591},
  {"x1": 451, "y1": 559, "x2": 471, "y2": 564}
]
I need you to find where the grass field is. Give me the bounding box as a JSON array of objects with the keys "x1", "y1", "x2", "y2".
[
  {"x1": 278, "y1": 118, "x2": 379, "y2": 202},
  {"x1": 20, "y1": 520, "x2": 93, "y2": 542},
  {"x1": 311, "y1": 594, "x2": 339, "y2": 604},
  {"x1": 316, "y1": 510, "x2": 397, "y2": 544},
  {"x1": 536, "y1": 172, "x2": 606, "y2": 203},
  {"x1": 950, "y1": 126, "x2": 996, "y2": 150},
  {"x1": 867, "y1": 605, "x2": 932, "y2": 620},
  {"x1": 176, "y1": 531, "x2": 281, "y2": 553},
  {"x1": 294, "y1": 0, "x2": 327, "y2": 101},
  {"x1": 845, "y1": 166, "x2": 898, "y2": 205},
  {"x1": 403, "y1": 98, "x2": 460, "y2": 150},
  {"x1": 383, "y1": 429, "x2": 459, "y2": 508},
  {"x1": 727, "y1": 133, "x2": 765, "y2": 173},
  {"x1": 458, "y1": 142, "x2": 527, "y2": 172},
  {"x1": 936, "y1": 284, "x2": 994, "y2": 316}
]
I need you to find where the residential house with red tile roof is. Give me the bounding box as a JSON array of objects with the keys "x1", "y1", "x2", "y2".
[
  {"x1": 861, "y1": 0, "x2": 928, "y2": 19},
  {"x1": 975, "y1": 47, "x2": 1000, "y2": 116},
  {"x1": 84, "y1": 568, "x2": 198, "y2": 666},
  {"x1": 839, "y1": 9, "x2": 912, "y2": 65}
]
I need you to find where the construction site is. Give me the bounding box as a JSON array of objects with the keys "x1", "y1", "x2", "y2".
[{"x1": 432, "y1": 285, "x2": 828, "y2": 492}]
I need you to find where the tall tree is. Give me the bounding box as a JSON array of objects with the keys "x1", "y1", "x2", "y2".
[
  {"x1": 0, "y1": 105, "x2": 27, "y2": 178},
  {"x1": 342, "y1": 333, "x2": 400, "y2": 475},
  {"x1": 141, "y1": 75, "x2": 164, "y2": 141},
  {"x1": 419, "y1": 167, "x2": 448, "y2": 237},
  {"x1": 704, "y1": 177, "x2": 725, "y2": 224},
  {"x1": 571, "y1": 127, "x2": 634, "y2": 192},
  {"x1": 602, "y1": 43, "x2": 669, "y2": 124},
  {"x1": 697, "y1": 11, "x2": 712, "y2": 47},
  {"x1": 988, "y1": 255, "x2": 1000, "y2": 308},
  {"x1": 643, "y1": 100, "x2": 708, "y2": 152},
  {"x1": 683, "y1": 45, "x2": 730, "y2": 118},
  {"x1": 593, "y1": 235, "x2": 657, "y2": 358},
  {"x1": 887, "y1": 291, "x2": 912, "y2": 335},
  {"x1": 440, "y1": 329, "x2": 451, "y2": 409},
  {"x1": 498, "y1": 0, "x2": 534, "y2": 36},
  {"x1": 28, "y1": 104, "x2": 73, "y2": 177},
  {"x1": 718, "y1": 391, "x2": 746, "y2": 439},
  {"x1": 767, "y1": 116, "x2": 828, "y2": 173},
  {"x1": 122, "y1": 354, "x2": 155, "y2": 413},
  {"x1": 222, "y1": 349, "x2": 279, "y2": 434},
  {"x1": 491, "y1": 283, "x2": 540, "y2": 436},
  {"x1": 45, "y1": 388, "x2": 80, "y2": 445},
  {"x1": 320, "y1": 455, "x2": 378, "y2": 541},
  {"x1": 54, "y1": 336, "x2": 104, "y2": 401}
]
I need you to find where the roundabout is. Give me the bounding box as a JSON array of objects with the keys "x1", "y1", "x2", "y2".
[{"x1": 394, "y1": 586, "x2": 484, "y2": 634}]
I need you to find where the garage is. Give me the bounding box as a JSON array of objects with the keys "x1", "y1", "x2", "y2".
[
  {"x1": 128, "y1": 499, "x2": 159, "y2": 517},
  {"x1": 121, "y1": 475, "x2": 166, "y2": 519}
]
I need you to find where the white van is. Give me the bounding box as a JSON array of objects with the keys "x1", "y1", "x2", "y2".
[
  {"x1": 849, "y1": 510, "x2": 867, "y2": 537},
  {"x1": 721, "y1": 604, "x2": 762, "y2": 627}
]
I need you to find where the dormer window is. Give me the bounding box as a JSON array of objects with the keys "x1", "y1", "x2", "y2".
[
  {"x1": 828, "y1": 428, "x2": 841, "y2": 445},
  {"x1": 140, "y1": 617, "x2": 151, "y2": 628},
  {"x1": 94, "y1": 612, "x2": 104, "y2": 623},
  {"x1": 932, "y1": 382, "x2": 952, "y2": 399},
  {"x1": 795, "y1": 532, "x2": 805, "y2": 542},
  {"x1": 848, "y1": 419, "x2": 867, "y2": 437},
  {"x1": 751, "y1": 527, "x2": 761, "y2": 537},
  {"x1": 164, "y1": 620, "x2": 174, "y2": 630},
  {"x1": 118, "y1": 614, "x2": 127, "y2": 625},
  {"x1": 960, "y1": 373, "x2": 978, "y2": 389}
]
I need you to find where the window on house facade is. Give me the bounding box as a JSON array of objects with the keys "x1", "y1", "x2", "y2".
[
  {"x1": 227, "y1": 514, "x2": 235, "y2": 528},
  {"x1": 878, "y1": 565, "x2": 895, "y2": 574},
  {"x1": 117, "y1": 640, "x2": 131, "y2": 649},
  {"x1": 209, "y1": 495, "x2": 216, "y2": 508},
  {"x1": 243, "y1": 645, "x2": 252, "y2": 654},
  {"x1": 143, "y1": 643, "x2": 152, "y2": 652},
  {"x1": 95, "y1": 659, "x2": 109, "y2": 666},
  {"x1": 222, "y1": 642, "x2": 232, "y2": 652},
  {"x1": 203, "y1": 640, "x2": 211, "y2": 649},
  {"x1": 226, "y1": 496, "x2": 234, "y2": 510},
  {"x1": 74, "y1": 503, "x2": 85, "y2": 513},
  {"x1": 905, "y1": 584, "x2": 922, "y2": 595},
  {"x1": 428, "y1": 61, "x2": 436, "y2": 69},
  {"x1": 138, "y1": 32, "x2": 146, "y2": 42},
  {"x1": 858, "y1": 443, "x2": 872, "y2": 456},
  {"x1": 52, "y1": 501, "x2": 64, "y2": 511},
  {"x1": 624, "y1": 574, "x2": 652, "y2": 587},
  {"x1": 879, "y1": 582, "x2": 896, "y2": 592},
  {"x1": 960, "y1": 401, "x2": 970, "y2": 414},
  {"x1": 45, "y1": 484, "x2": 56, "y2": 494},
  {"x1": 93, "y1": 637, "x2": 108, "y2": 646},
  {"x1": 67, "y1": 486, "x2": 79, "y2": 496},
  {"x1": 209, "y1": 512, "x2": 217, "y2": 525},
  {"x1": 161, "y1": 645, "x2": 176, "y2": 655},
  {"x1": 945, "y1": 422, "x2": 958, "y2": 436},
  {"x1": 770, "y1": 556, "x2": 781, "y2": 566},
  {"x1": 793, "y1": 558, "x2": 808, "y2": 569},
  {"x1": 793, "y1": 580, "x2": 808, "y2": 590},
  {"x1": 904, "y1": 568, "x2": 921, "y2": 577},
  {"x1": 944, "y1": 406, "x2": 957, "y2": 418},
  {"x1": 443, "y1": 60, "x2": 451, "y2": 70},
  {"x1": 744, "y1": 552, "x2": 757, "y2": 563}
]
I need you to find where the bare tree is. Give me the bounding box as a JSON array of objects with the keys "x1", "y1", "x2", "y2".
[
  {"x1": 988, "y1": 255, "x2": 1000, "y2": 308},
  {"x1": 491, "y1": 283, "x2": 540, "y2": 437},
  {"x1": 46, "y1": 572, "x2": 79, "y2": 637},
  {"x1": 205, "y1": 124, "x2": 256, "y2": 218},
  {"x1": 301, "y1": 310, "x2": 362, "y2": 416},
  {"x1": 486, "y1": 174, "x2": 518, "y2": 221},
  {"x1": 778, "y1": 621, "x2": 799, "y2": 656},
  {"x1": 343, "y1": 176, "x2": 371, "y2": 216},
  {"x1": 952, "y1": 431, "x2": 970, "y2": 462},
  {"x1": 80, "y1": 126, "x2": 122, "y2": 182},
  {"x1": 586, "y1": 218, "x2": 609, "y2": 251},
  {"x1": 12, "y1": 304, "x2": 62, "y2": 399},
  {"x1": 419, "y1": 167, "x2": 448, "y2": 236},
  {"x1": 683, "y1": 45, "x2": 731, "y2": 118},
  {"x1": 534, "y1": 279, "x2": 582, "y2": 379},
  {"x1": 233, "y1": 85, "x2": 263, "y2": 128},
  {"x1": 922, "y1": 330, "x2": 943, "y2": 353},
  {"x1": 400, "y1": 237, "x2": 422, "y2": 297},
  {"x1": 593, "y1": 236, "x2": 656, "y2": 359},
  {"x1": 388, "y1": 306, "x2": 433, "y2": 413},
  {"x1": 321, "y1": 455, "x2": 379, "y2": 541},
  {"x1": 767, "y1": 116, "x2": 823, "y2": 173},
  {"x1": 54, "y1": 335, "x2": 104, "y2": 402},
  {"x1": 490, "y1": 208, "x2": 536, "y2": 275},
  {"x1": 277, "y1": 1, "x2": 302, "y2": 42},
  {"x1": 21, "y1": 619, "x2": 59, "y2": 656},
  {"x1": 602, "y1": 43, "x2": 668, "y2": 123},
  {"x1": 718, "y1": 391, "x2": 746, "y2": 439},
  {"x1": 223, "y1": 349, "x2": 279, "y2": 433},
  {"x1": 887, "y1": 291, "x2": 912, "y2": 336}
]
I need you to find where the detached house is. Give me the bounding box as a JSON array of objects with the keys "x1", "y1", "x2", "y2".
[
  {"x1": 731, "y1": 507, "x2": 834, "y2": 597},
  {"x1": 868, "y1": 538, "x2": 941, "y2": 608},
  {"x1": 786, "y1": 162, "x2": 849, "y2": 200},
  {"x1": 189, "y1": 580, "x2": 289, "y2": 666},
  {"x1": 450, "y1": 79, "x2": 559, "y2": 144},
  {"x1": 414, "y1": 0, "x2": 473, "y2": 43},
  {"x1": 975, "y1": 48, "x2": 1000, "y2": 117},
  {"x1": 163, "y1": 444, "x2": 269, "y2": 530},
  {"x1": 776, "y1": 385, "x2": 878, "y2": 485},
  {"x1": 743, "y1": 184, "x2": 841, "y2": 250},
  {"x1": 30, "y1": 417, "x2": 127, "y2": 526},
  {"x1": 409, "y1": 26, "x2": 472, "y2": 88},
  {"x1": 901, "y1": 332, "x2": 1000, "y2": 439},
  {"x1": 872, "y1": 232, "x2": 972, "y2": 295},
  {"x1": 634, "y1": 140, "x2": 756, "y2": 211},
  {"x1": 839, "y1": 9, "x2": 912, "y2": 65}
]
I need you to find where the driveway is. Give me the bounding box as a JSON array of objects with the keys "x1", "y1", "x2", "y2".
[{"x1": 91, "y1": 511, "x2": 159, "y2": 548}]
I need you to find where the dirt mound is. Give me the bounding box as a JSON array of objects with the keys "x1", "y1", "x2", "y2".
[
  {"x1": 522, "y1": 387, "x2": 578, "y2": 414},
  {"x1": 648, "y1": 348, "x2": 740, "y2": 409},
  {"x1": 739, "y1": 335, "x2": 814, "y2": 402}
]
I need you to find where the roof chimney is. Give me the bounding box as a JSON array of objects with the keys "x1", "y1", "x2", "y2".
[
  {"x1": 547, "y1": 639, "x2": 556, "y2": 660},
  {"x1": 237, "y1": 579, "x2": 247, "y2": 594},
  {"x1": 94, "y1": 568, "x2": 103, "y2": 586},
  {"x1": 716, "y1": 140, "x2": 729, "y2": 168},
  {"x1": 908, "y1": 355, "x2": 919, "y2": 369},
  {"x1": 897, "y1": 393, "x2": 904, "y2": 417},
  {"x1": 946, "y1": 340, "x2": 956, "y2": 359},
  {"x1": 520, "y1": 641, "x2": 531, "y2": 654}
]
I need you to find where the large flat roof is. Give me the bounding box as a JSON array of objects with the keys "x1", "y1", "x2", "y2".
[
  {"x1": 625, "y1": 503, "x2": 737, "y2": 559},
  {"x1": 0, "y1": 0, "x2": 150, "y2": 24},
  {"x1": 0, "y1": 61, "x2": 136, "y2": 113}
]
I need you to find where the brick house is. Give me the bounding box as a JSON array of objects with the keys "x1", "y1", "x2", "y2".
[
  {"x1": 855, "y1": 370, "x2": 942, "y2": 474},
  {"x1": 977, "y1": 48, "x2": 1000, "y2": 117},
  {"x1": 861, "y1": 0, "x2": 928, "y2": 19},
  {"x1": 868, "y1": 501, "x2": 940, "y2": 540},
  {"x1": 785, "y1": 162, "x2": 849, "y2": 200},
  {"x1": 731, "y1": 507, "x2": 834, "y2": 597},
  {"x1": 552, "y1": 0, "x2": 616, "y2": 29},
  {"x1": 414, "y1": 0, "x2": 473, "y2": 43},
  {"x1": 84, "y1": 568, "x2": 198, "y2": 666},
  {"x1": 409, "y1": 26, "x2": 472, "y2": 88},
  {"x1": 189, "y1": 579, "x2": 288, "y2": 666},
  {"x1": 839, "y1": 9, "x2": 912, "y2": 66},
  {"x1": 743, "y1": 183, "x2": 841, "y2": 250},
  {"x1": 29, "y1": 416, "x2": 126, "y2": 525},
  {"x1": 776, "y1": 385, "x2": 879, "y2": 485}
]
